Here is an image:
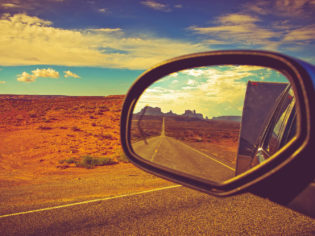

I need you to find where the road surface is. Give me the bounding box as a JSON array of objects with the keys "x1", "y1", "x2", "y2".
[
  {"x1": 0, "y1": 186, "x2": 314, "y2": 235},
  {"x1": 132, "y1": 118, "x2": 235, "y2": 182},
  {"x1": 1, "y1": 119, "x2": 314, "y2": 235}
]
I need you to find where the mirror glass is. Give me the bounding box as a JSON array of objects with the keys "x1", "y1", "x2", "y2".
[{"x1": 130, "y1": 65, "x2": 294, "y2": 183}]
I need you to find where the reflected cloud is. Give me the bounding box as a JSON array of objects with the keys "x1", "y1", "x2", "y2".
[{"x1": 135, "y1": 66, "x2": 287, "y2": 118}]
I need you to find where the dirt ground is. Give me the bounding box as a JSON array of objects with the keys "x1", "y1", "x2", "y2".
[
  {"x1": 0, "y1": 95, "x2": 173, "y2": 213},
  {"x1": 0, "y1": 95, "x2": 124, "y2": 184},
  {"x1": 0, "y1": 95, "x2": 240, "y2": 212},
  {"x1": 165, "y1": 118, "x2": 240, "y2": 166}
]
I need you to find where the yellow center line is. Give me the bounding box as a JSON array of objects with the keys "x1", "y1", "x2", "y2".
[{"x1": 151, "y1": 138, "x2": 163, "y2": 161}]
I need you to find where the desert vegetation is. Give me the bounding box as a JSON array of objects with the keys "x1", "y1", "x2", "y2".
[
  {"x1": 58, "y1": 156, "x2": 117, "y2": 169},
  {"x1": 0, "y1": 95, "x2": 127, "y2": 182}
]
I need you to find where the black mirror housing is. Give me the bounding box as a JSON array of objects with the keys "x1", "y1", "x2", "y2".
[{"x1": 120, "y1": 50, "x2": 315, "y2": 215}]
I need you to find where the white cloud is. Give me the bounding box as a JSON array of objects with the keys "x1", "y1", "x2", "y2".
[
  {"x1": 4, "y1": 13, "x2": 52, "y2": 26},
  {"x1": 242, "y1": 0, "x2": 315, "y2": 17},
  {"x1": 1, "y1": 3, "x2": 19, "y2": 8},
  {"x1": 174, "y1": 4, "x2": 183, "y2": 8},
  {"x1": 32, "y1": 68, "x2": 59, "y2": 78},
  {"x1": 98, "y1": 8, "x2": 107, "y2": 13},
  {"x1": 0, "y1": 13, "x2": 207, "y2": 69},
  {"x1": 187, "y1": 79, "x2": 196, "y2": 85},
  {"x1": 1, "y1": 0, "x2": 66, "y2": 10},
  {"x1": 141, "y1": 0, "x2": 170, "y2": 12},
  {"x1": 274, "y1": 0, "x2": 315, "y2": 16},
  {"x1": 183, "y1": 69, "x2": 205, "y2": 77},
  {"x1": 64, "y1": 70, "x2": 80, "y2": 78},
  {"x1": 17, "y1": 72, "x2": 36, "y2": 82},
  {"x1": 140, "y1": 1, "x2": 183, "y2": 12},
  {"x1": 182, "y1": 86, "x2": 195, "y2": 90},
  {"x1": 189, "y1": 13, "x2": 281, "y2": 50},
  {"x1": 218, "y1": 14, "x2": 260, "y2": 24},
  {"x1": 89, "y1": 28, "x2": 122, "y2": 33},
  {"x1": 283, "y1": 25, "x2": 315, "y2": 42},
  {"x1": 169, "y1": 72, "x2": 178, "y2": 78},
  {"x1": 189, "y1": 10, "x2": 315, "y2": 51},
  {"x1": 243, "y1": 2, "x2": 269, "y2": 15},
  {"x1": 17, "y1": 68, "x2": 60, "y2": 83},
  {"x1": 135, "y1": 66, "x2": 284, "y2": 117},
  {"x1": 203, "y1": 39, "x2": 230, "y2": 45},
  {"x1": 187, "y1": 0, "x2": 314, "y2": 51}
]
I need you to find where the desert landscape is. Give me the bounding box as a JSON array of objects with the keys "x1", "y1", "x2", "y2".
[
  {"x1": 0, "y1": 95, "x2": 172, "y2": 185},
  {"x1": 0, "y1": 96, "x2": 239, "y2": 213},
  {"x1": 0, "y1": 95, "x2": 173, "y2": 213},
  {"x1": 131, "y1": 106, "x2": 240, "y2": 167},
  {"x1": 164, "y1": 118, "x2": 240, "y2": 167},
  {"x1": 130, "y1": 116, "x2": 162, "y2": 142},
  {"x1": 0, "y1": 94, "x2": 124, "y2": 182}
]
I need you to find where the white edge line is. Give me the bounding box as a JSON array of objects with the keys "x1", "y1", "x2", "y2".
[
  {"x1": 0, "y1": 185, "x2": 181, "y2": 219},
  {"x1": 173, "y1": 138, "x2": 236, "y2": 171}
]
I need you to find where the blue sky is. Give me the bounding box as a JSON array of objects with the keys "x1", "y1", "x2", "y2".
[{"x1": 0, "y1": 0, "x2": 314, "y2": 96}]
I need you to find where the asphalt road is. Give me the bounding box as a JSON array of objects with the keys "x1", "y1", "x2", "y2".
[
  {"x1": 132, "y1": 118, "x2": 235, "y2": 182},
  {"x1": 1, "y1": 118, "x2": 314, "y2": 235},
  {"x1": 0, "y1": 186, "x2": 314, "y2": 235}
]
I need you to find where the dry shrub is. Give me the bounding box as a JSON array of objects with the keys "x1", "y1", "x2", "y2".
[
  {"x1": 38, "y1": 125, "x2": 52, "y2": 130},
  {"x1": 72, "y1": 126, "x2": 81, "y2": 132},
  {"x1": 59, "y1": 156, "x2": 117, "y2": 169}
]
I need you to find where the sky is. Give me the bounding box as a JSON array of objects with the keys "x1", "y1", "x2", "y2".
[
  {"x1": 134, "y1": 66, "x2": 288, "y2": 118},
  {"x1": 0, "y1": 0, "x2": 314, "y2": 96}
]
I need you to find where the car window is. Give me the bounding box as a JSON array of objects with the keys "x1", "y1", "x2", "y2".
[
  {"x1": 263, "y1": 90, "x2": 295, "y2": 155},
  {"x1": 280, "y1": 111, "x2": 296, "y2": 148}
]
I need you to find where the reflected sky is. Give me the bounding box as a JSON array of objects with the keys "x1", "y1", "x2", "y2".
[{"x1": 134, "y1": 65, "x2": 288, "y2": 118}]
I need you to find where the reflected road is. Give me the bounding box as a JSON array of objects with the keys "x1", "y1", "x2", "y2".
[{"x1": 132, "y1": 118, "x2": 235, "y2": 182}]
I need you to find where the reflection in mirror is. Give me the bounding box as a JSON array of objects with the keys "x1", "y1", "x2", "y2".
[{"x1": 130, "y1": 65, "x2": 294, "y2": 183}]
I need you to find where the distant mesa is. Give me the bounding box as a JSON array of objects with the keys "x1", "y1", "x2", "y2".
[
  {"x1": 139, "y1": 106, "x2": 163, "y2": 116},
  {"x1": 212, "y1": 116, "x2": 241, "y2": 122},
  {"x1": 165, "y1": 110, "x2": 176, "y2": 116},
  {"x1": 183, "y1": 110, "x2": 203, "y2": 119},
  {"x1": 135, "y1": 106, "x2": 240, "y2": 122},
  {"x1": 136, "y1": 106, "x2": 203, "y2": 119}
]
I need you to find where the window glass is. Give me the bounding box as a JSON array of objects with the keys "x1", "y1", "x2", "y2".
[{"x1": 264, "y1": 90, "x2": 295, "y2": 155}]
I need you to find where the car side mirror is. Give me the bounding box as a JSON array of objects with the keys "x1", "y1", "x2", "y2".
[{"x1": 120, "y1": 50, "x2": 315, "y2": 203}]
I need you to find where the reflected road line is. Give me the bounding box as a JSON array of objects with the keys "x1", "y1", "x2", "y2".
[{"x1": 174, "y1": 139, "x2": 235, "y2": 171}]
